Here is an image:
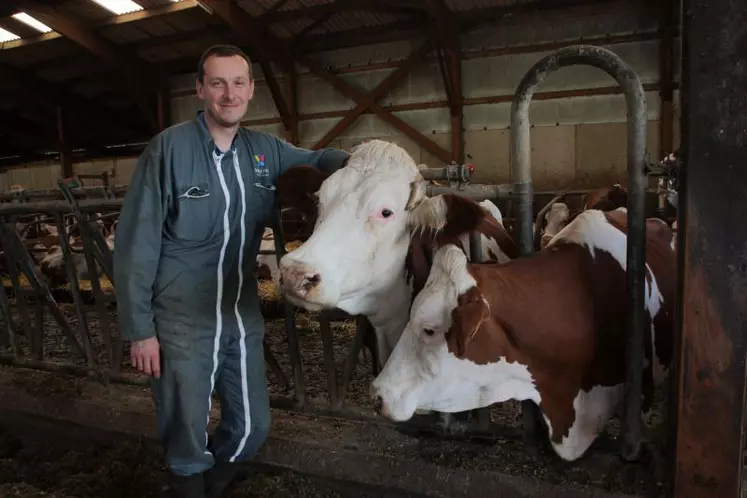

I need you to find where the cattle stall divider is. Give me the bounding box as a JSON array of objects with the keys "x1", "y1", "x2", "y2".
[{"x1": 509, "y1": 44, "x2": 648, "y2": 461}]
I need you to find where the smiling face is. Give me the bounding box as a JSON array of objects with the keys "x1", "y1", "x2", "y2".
[{"x1": 196, "y1": 53, "x2": 254, "y2": 128}]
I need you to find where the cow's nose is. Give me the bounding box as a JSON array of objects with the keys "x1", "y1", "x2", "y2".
[
  {"x1": 372, "y1": 395, "x2": 383, "y2": 415},
  {"x1": 301, "y1": 272, "x2": 321, "y2": 291}
]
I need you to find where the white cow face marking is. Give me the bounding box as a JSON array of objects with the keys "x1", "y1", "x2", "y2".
[
  {"x1": 278, "y1": 140, "x2": 439, "y2": 316},
  {"x1": 541, "y1": 202, "x2": 570, "y2": 248}
]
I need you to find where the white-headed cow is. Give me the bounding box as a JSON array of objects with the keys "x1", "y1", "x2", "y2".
[
  {"x1": 276, "y1": 139, "x2": 518, "y2": 369},
  {"x1": 370, "y1": 204, "x2": 676, "y2": 461}
]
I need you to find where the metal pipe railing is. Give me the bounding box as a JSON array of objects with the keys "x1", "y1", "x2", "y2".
[{"x1": 510, "y1": 44, "x2": 648, "y2": 461}]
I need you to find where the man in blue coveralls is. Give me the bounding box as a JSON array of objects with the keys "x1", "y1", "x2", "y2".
[{"x1": 113, "y1": 45, "x2": 349, "y2": 498}]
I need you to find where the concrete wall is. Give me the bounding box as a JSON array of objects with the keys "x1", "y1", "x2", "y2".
[{"x1": 1, "y1": 0, "x2": 680, "y2": 193}]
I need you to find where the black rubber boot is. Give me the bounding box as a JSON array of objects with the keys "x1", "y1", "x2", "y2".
[
  {"x1": 169, "y1": 472, "x2": 205, "y2": 498},
  {"x1": 203, "y1": 461, "x2": 241, "y2": 498}
]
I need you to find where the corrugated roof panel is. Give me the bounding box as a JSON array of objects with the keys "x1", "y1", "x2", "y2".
[
  {"x1": 57, "y1": 0, "x2": 115, "y2": 22},
  {"x1": 273, "y1": 0, "x2": 312, "y2": 13},
  {"x1": 235, "y1": 0, "x2": 270, "y2": 16},
  {"x1": 321, "y1": 11, "x2": 364, "y2": 32},
  {"x1": 118, "y1": 16, "x2": 180, "y2": 38},
  {"x1": 168, "y1": 38, "x2": 216, "y2": 58},
  {"x1": 156, "y1": 8, "x2": 214, "y2": 32},
  {"x1": 269, "y1": 23, "x2": 298, "y2": 39},
  {"x1": 350, "y1": 11, "x2": 405, "y2": 28},
  {"x1": 36, "y1": 59, "x2": 103, "y2": 82},
  {"x1": 294, "y1": 0, "x2": 336, "y2": 6},
  {"x1": 139, "y1": 44, "x2": 183, "y2": 62},
  {"x1": 97, "y1": 21, "x2": 151, "y2": 43},
  {"x1": 315, "y1": 10, "x2": 404, "y2": 34},
  {"x1": 269, "y1": 18, "x2": 315, "y2": 38},
  {"x1": 445, "y1": 0, "x2": 534, "y2": 11}
]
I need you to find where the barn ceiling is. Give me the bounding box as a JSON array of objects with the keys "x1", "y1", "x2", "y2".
[{"x1": 0, "y1": 0, "x2": 653, "y2": 168}]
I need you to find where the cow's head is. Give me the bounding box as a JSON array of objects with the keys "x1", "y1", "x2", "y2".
[
  {"x1": 369, "y1": 244, "x2": 537, "y2": 421},
  {"x1": 540, "y1": 202, "x2": 570, "y2": 248},
  {"x1": 276, "y1": 139, "x2": 491, "y2": 316}
]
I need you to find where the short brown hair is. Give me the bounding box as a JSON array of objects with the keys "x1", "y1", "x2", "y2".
[{"x1": 197, "y1": 45, "x2": 253, "y2": 83}]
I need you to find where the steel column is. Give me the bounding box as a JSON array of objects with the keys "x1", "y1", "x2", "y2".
[
  {"x1": 509, "y1": 45, "x2": 648, "y2": 459},
  {"x1": 669, "y1": 0, "x2": 747, "y2": 496}
]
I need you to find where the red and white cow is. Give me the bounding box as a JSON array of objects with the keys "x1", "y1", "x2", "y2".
[
  {"x1": 370, "y1": 197, "x2": 675, "y2": 461},
  {"x1": 537, "y1": 184, "x2": 629, "y2": 247},
  {"x1": 276, "y1": 139, "x2": 517, "y2": 369}
]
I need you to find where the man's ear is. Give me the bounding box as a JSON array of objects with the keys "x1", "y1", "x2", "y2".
[{"x1": 447, "y1": 287, "x2": 490, "y2": 358}]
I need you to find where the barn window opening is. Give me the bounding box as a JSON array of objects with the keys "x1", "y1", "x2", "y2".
[{"x1": 11, "y1": 13, "x2": 53, "y2": 33}]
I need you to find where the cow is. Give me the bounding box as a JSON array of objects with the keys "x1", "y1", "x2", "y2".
[
  {"x1": 369, "y1": 200, "x2": 676, "y2": 462},
  {"x1": 538, "y1": 202, "x2": 570, "y2": 249},
  {"x1": 537, "y1": 184, "x2": 629, "y2": 247},
  {"x1": 276, "y1": 139, "x2": 518, "y2": 371},
  {"x1": 39, "y1": 233, "x2": 116, "y2": 287}
]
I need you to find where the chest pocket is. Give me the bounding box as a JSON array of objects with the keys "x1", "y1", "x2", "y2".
[{"x1": 169, "y1": 182, "x2": 220, "y2": 243}]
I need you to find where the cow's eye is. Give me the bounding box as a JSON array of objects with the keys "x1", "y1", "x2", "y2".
[
  {"x1": 423, "y1": 328, "x2": 435, "y2": 336},
  {"x1": 381, "y1": 209, "x2": 393, "y2": 218}
]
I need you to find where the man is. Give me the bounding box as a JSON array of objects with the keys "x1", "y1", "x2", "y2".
[{"x1": 113, "y1": 45, "x2": 349, "y2": 498}]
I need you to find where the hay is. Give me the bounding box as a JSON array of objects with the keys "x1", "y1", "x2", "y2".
[
  {"x1": 258, "y1": 279, "x2": 282, "y2": 302},
  {"x1": 64, "y1": 275, "x2": 114, "y2": 293},
  {"x1": 2, "y1": 274, "x2": 31, "y2": 289},
  {"x1": 285, "y1": 240, "x2": 302, "y2": 252}
]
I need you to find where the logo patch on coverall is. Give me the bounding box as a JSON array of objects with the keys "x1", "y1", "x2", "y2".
[
  {"x1": 253, "y1": 153, "x2": 275, "y2": 190},
  {"x1": 254, "y1": 154, "x2": 269, "y2": 178}
]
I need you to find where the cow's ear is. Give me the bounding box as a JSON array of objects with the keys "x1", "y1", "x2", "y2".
[
  {"x1": 447, "y1": 287, "x2": 490, "y2": 359},
  {"x1": 407, "y1": 193, "x2": 488, "y2": 242},
  {"x1": 276, "y1": 165, "x2": 328, "y2": 208}
]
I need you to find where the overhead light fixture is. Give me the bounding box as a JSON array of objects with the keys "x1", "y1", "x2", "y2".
[
  {"x1": 12, "y1": 12, "x2": 53, "y2": 33},
  {"x1": 88, "y1": 0, "x2": 144, "y2": 15},
  {"x1": 0, "y1": 27, "x2": 20, "y2": 43}
]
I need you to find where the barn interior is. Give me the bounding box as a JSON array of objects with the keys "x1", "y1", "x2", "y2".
[{"x1": 0, "y1": 1, "x2": 745, "y2": 498}]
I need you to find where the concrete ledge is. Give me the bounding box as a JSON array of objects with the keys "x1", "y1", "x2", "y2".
[{"x1": 0, "y1": 367, "x2": 642, "y2": 498}]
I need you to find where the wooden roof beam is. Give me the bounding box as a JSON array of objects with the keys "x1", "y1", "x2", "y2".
[
  {"x1": 425, "y1": 0, "x2": 463, "y2": 162},
  {"x1": 262, "y1": 0, "x2": 425, "y2": 23},
  {"x1": 259, "y1": 59, "x2": 294, "y2": 134},
  {"x1": 312, "y1": 39, "x2": 434, "y2": 149}
]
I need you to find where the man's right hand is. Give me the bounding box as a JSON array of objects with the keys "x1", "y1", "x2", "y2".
[{"x1": 130, "y1": 336, "x2": 161, "y2": 378}]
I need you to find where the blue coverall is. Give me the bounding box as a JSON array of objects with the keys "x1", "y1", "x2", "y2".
[{"x1": 113, "y1": 111, "x2": 349, "y2": 476}]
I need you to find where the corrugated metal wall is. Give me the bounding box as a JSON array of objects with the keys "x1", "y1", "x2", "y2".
[{"x1": 2, "y1": 0, "x2": 679, "y2": 192}]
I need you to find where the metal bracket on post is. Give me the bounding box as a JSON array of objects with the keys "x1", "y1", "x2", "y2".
[
  {"x1": 509, "y1": 44, "x2": 648, "y2": 461},
  {"x1": 419, "y1": 162, "x2": 472, "y2": 186}
]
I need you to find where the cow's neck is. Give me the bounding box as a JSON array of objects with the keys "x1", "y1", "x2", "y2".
[
  {"x1": 363, "y1": 271, "x2": 412, "y2": 366},
  {"x1": 351, "y1": 237, "x2": 417, "y2": 367}
]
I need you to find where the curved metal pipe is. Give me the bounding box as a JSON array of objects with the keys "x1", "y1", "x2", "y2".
[{"x1": 509, "y1": 44, "x2": 647, "y2": 461}]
